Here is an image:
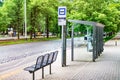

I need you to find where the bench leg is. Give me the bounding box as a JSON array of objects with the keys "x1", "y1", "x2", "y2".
[
  {"x1": 50, "y1": 64, "x2": 51, "y2": 74},
  {"x1": 42, "y1": 67, "x2": 44, "y2": 79},
  {"x1": 33, "y1": 72, "x2": 35, "y2": 80}
]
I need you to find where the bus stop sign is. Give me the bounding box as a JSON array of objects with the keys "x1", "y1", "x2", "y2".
[{"x1": 58, "y1": 6, "x2": 66, "y2": 26}]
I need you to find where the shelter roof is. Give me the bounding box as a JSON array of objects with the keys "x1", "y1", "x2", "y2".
[{"x1": 68, "y1": 20, "x2": 104, "y2": 27}]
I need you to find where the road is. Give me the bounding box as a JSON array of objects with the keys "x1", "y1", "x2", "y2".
[{"x1": 0, "y1": 37, "x2": 86, "y2": 73}]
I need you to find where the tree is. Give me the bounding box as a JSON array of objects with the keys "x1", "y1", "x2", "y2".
[
  {"x1": 0, "y1": 0, "x2": 119, "y2": 39},
  {"x1": 12, "y1": 0, "x2": 24, "y2": 39},
  {"x1": 0, "y1": 0, "x2": 11, "y2": 34},
  {"x1": 67, "y1": 0, "x2": 120, "y2": 33},
  {"x1": 1, "y1": 0, "x2": 24, "y2": 39},
  {"x1": 39, "y1": 0, "x2": 58, "y2": 38}
]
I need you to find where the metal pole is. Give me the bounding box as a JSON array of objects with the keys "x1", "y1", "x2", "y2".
[
  {"x1": 71, "y1": 25, "x2": 74, "y2": 61},
  {"x1": 24, "y1": 0, "x2": 27, "y2": 39},
  {"x1": 86, "y1": 27, "x2": 89, "y2": 51},
  {"x1": 96, "y1": 27, "x2": 98, "y2": 58},
  {"x1": 102, "y1": 28, "x2": 104, "y2": 52},
  {"x1": 42, "y1": 68, "x2": 44, "y2": 79},
  {"x1": 115, "y1": 40, "x2": 117, "y2": 46},
  {"x1": 62, "y1": 25, "x2": 66, "y2": 67},
  {"x1": 87, "y1": 27, "x2": 89, "y2": 36},
  {"x1": 98, "y1": 27, "x2": 100, "y2": 56},
  {"x1": 93, "y1": 26, "x2": 96, "y2": 62},
  {"x1": 33, "y1": 72, "x2": 35, "y2": 80},
  {"x1": 49, "y1": 64, "x2": 51, "y2": 74}
]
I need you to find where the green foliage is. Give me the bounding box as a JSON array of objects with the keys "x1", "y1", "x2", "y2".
[
  {"x1": 0, "y1": 0, "x2": 119, "y2": 39},
  {"x1": 67, "y1": 0, "x2": 120, "y2": 33},
  {"x1": 104, "y1": 33, "x2": 116, "y2": 42},
  {"x1": 0, "y1": 2, "x2": 3, "y2": 7}
]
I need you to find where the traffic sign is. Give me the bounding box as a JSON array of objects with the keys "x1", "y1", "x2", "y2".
[
  {"x1": 58, "y1": 18, "x2": 66, "y2": 25},
  {"x1": 58, "y1": 6, "x2": 67, "y2": 26},
  {"x1": 58, "y1": 6, "x2": 67, "y2": 67},
  {"x1": 58, "y1": 6, "x2": 66, "y2": 18}
]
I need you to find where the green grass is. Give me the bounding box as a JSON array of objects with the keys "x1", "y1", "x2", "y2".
[
  {"x1": 104, "y1": 34, "x2": 116, "y2": 42},
  {"x1": 0, "y1": 34, "x2": 116, "y2": 46},
  {"x1": 0, "y1": 37, "x2": 60, "y2": 46}
]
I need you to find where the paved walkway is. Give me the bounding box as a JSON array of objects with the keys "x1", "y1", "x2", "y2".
[
  {"x1": 0, "y1": 36, "x2": 26, "y2": 41},
  {"x1": 0, "y1": 34, "x2": 120, "y2": 80}
]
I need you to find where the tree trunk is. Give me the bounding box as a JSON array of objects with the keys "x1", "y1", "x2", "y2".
[
  {"x1": 33, "y1": 28, "x2": 36, "y2": 38},
  {"x1": 46, "y1": 16, "x2": 49, "y2": 38},
  {"x1": 30, "y1": 29, "x2": 32, "y2": 39},
  {"x1": 30, "y1": 11, "x2": 33, "y2": 39},
  {"x1": 17, "y1": 18, "x2": 20, "y2": 39},
  {"x1": 17, "y1": 26, "x2": 20, "y2": 39},
  {"x1": 56, "y1": 24, "x2": 59, "y2": 37}
]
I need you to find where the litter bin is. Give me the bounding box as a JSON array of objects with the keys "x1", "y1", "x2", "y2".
[{"x1": 13, "y1": 31, "x2": 16, "y2": 37}]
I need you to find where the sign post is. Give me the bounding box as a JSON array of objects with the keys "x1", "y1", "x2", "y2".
[
  {"x1": 58, "y1": 6, "x2": 67, "y2": 67},
  {"x1": 24, "y1": 0, "x2": 27, "y2": 39}
]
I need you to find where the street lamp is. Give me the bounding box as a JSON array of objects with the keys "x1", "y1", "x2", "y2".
[{"x1": 24, "y1": 0, "x2": 27, "y2": 39}]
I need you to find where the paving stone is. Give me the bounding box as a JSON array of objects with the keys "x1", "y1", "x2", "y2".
[{"x1": 1, "y1": 38, "x2": 120, "y2": 80}]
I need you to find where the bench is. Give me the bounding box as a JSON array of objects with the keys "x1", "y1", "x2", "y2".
[{"x1": 24, "y1": 51, "x2": 58, "y2": 80}]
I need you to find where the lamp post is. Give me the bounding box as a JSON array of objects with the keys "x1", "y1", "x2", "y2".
[{"x1": 24, "y1": 0, "x2": 27, "y2": 39}]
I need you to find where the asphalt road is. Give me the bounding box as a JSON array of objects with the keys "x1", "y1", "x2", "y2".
[
  {"x1": 0, "y1": 40, "x2": 62, "y2": 63},
  {"x1": 0, "y1": 37, "x2": 86, "y2": 73}
]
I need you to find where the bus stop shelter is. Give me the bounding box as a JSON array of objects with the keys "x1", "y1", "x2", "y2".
[{"x1": 68, "y1": 20, "x2": 105, "y2": 62}]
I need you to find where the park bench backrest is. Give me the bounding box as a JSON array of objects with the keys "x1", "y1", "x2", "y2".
[
  {"x1": 35, "y1": 56, "x2": 44, "y2": 69},
  {"x1": 24, "y1": 51, "x2": 58, "y2": 80},
  {"x1": 47, "y1": 52, "x2": 54, "y2": 64},
  {"x1": 52, "y1": 51, "x2": 58, "y2": 63},
  {"x1": 42, "y1": 54, "x2": 49, "y2": 67}
]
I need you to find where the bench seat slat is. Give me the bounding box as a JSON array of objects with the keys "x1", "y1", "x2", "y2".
[
  {"x1": 24, "y1": 56, "x2": 43, "y2": 72},
  {"x1": 41, "y1": 54, "x2": 49, "y2": 67},
  {"x1": 24, "y1": 66, "x2": 36, "y2": 72},
  {"x1": 52, "y1": 51, "x2": 58, "y2": 63},
  {"x1": 47, "y1": 52, "x2": 54, "y2": 64},
  {"x1": 24, "y1": 51, "x2": 58, "y2": 80}
]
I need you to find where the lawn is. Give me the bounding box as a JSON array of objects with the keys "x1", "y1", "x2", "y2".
[{"x1": 0, "y1": 37, "x2": 59, "y2": 46}]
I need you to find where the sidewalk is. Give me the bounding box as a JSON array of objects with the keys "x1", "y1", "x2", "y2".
[
  {"x1": 1, "y1": 36, "x2": 120, "y2": 80},
  {"x1": 0, "y1": 36, "x2": 26, "y2": 41}
]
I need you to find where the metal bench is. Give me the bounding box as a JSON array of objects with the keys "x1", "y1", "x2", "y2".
[
  {"x1": 24, "y1": 51, "x2": 58, "y2": 80},
  {"x1": 47, "y1": 51, "x2": 58, "y2": 75}
]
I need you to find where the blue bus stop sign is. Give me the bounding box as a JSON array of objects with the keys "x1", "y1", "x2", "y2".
[
  {"x1": 58, "y1": 6, "x2": 66, "y2": 18},
  {"x1": 58, "y1": 6, "x2": 67, "y2": 26}
]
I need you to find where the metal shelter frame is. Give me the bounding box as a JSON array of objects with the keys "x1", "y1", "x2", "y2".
[{"x1": 68, "y1": 20, "x2": 105, "y2": 62}]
